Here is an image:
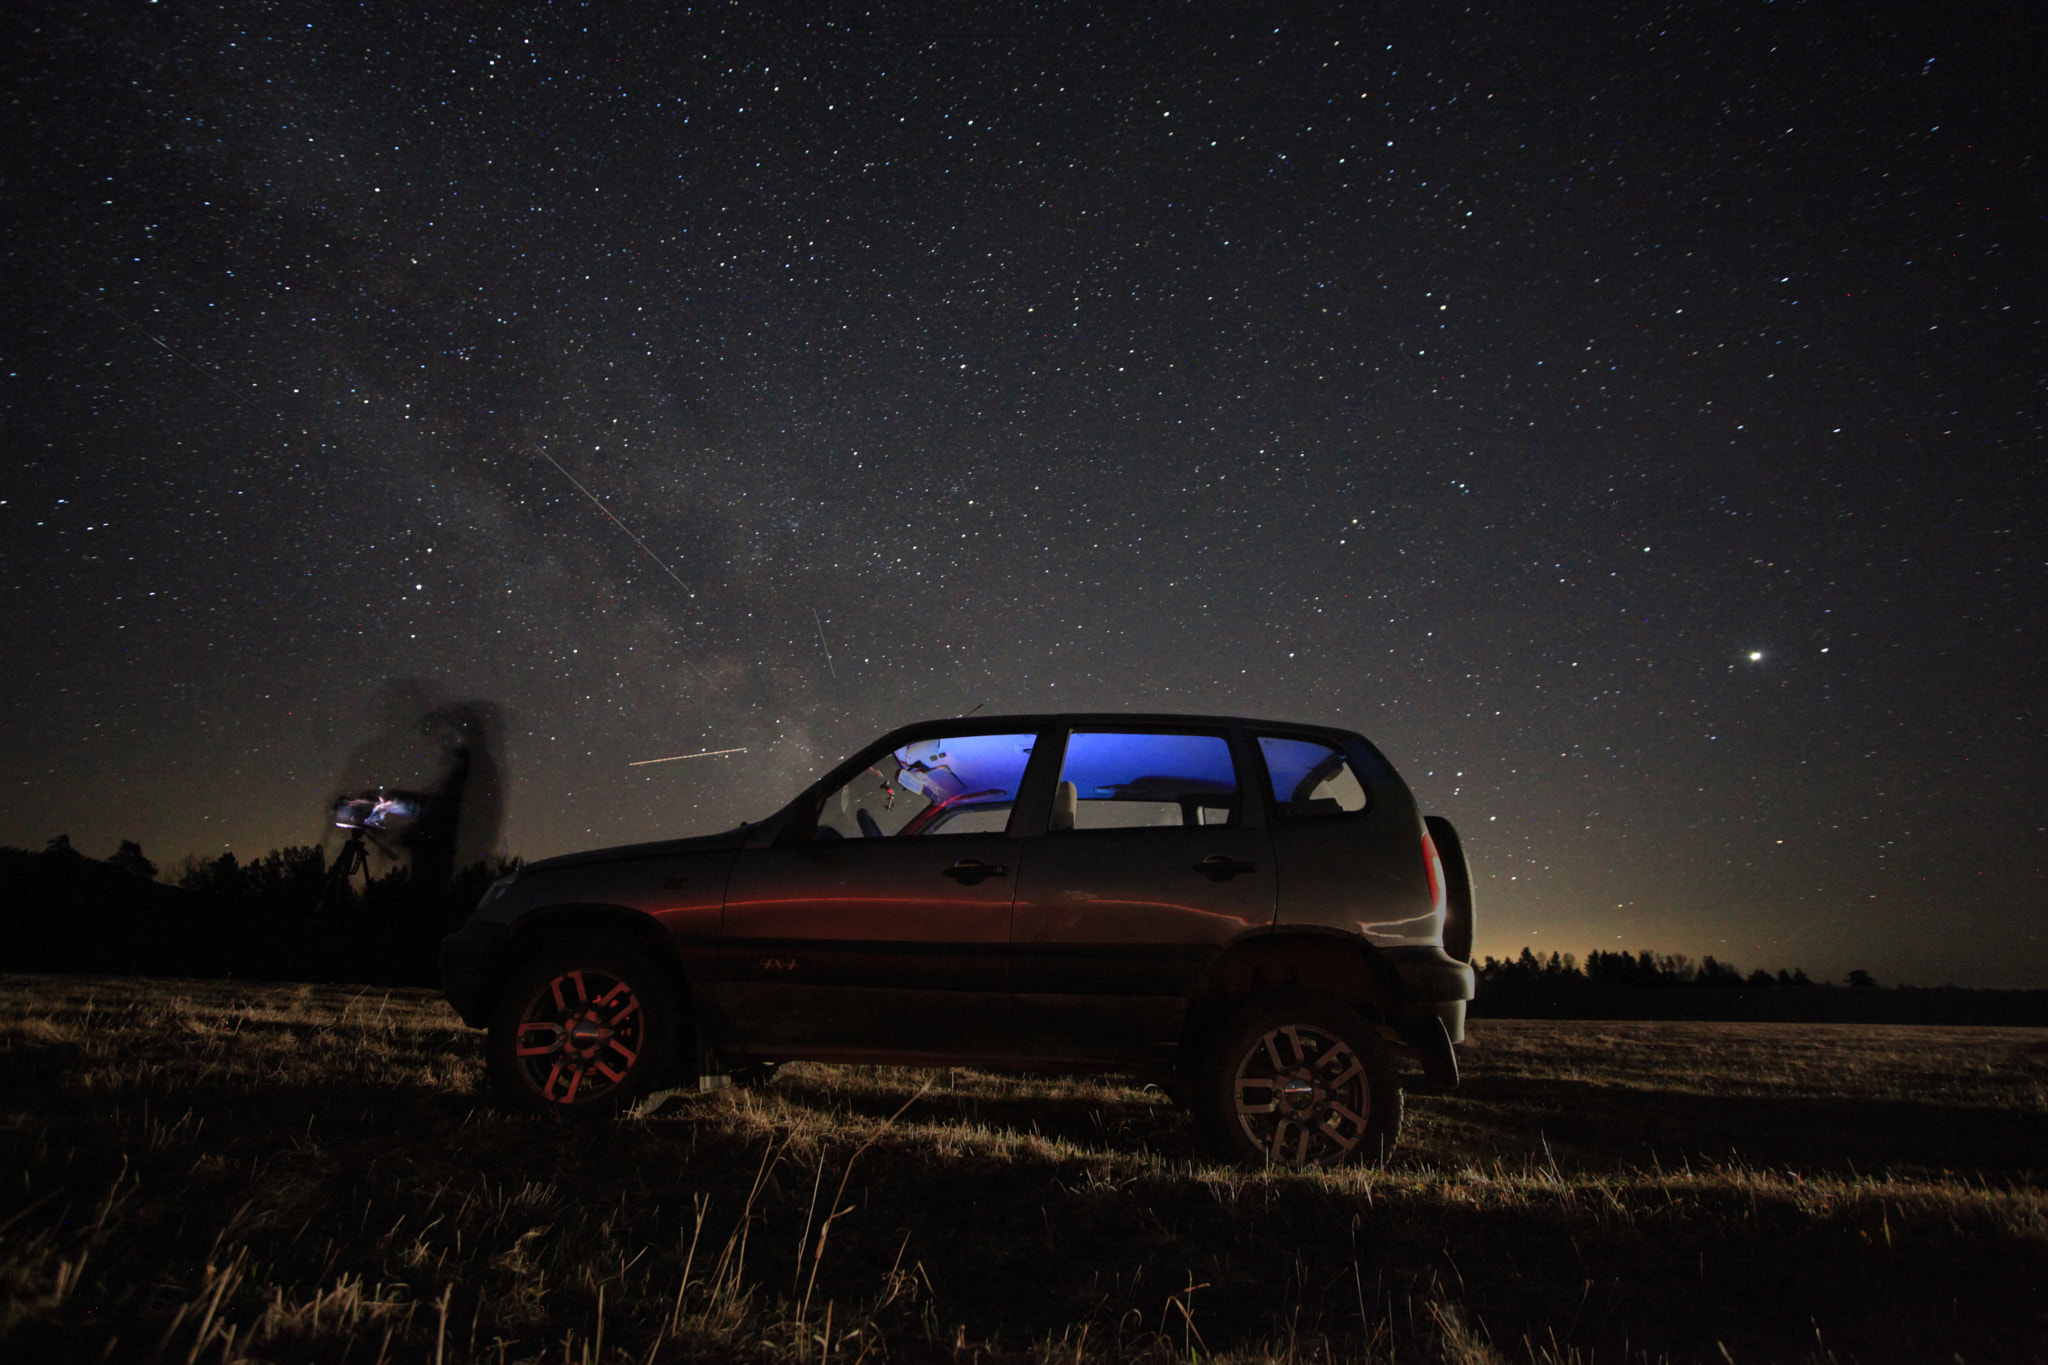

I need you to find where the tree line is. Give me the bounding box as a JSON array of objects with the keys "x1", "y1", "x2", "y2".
[
  {"x1": 1482, "y1": 947, "x2": 1836, "y2": 989},
  {"x1": 0, "y1": 834, "x2": 515, "y2": 987},
  {"x1": 1472, "y1": 947, "x2": 2048, "y2": 1025}
]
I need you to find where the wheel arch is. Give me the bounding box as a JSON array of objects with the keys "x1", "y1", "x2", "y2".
[
  {"x1": 496, "y1": 903, "x2": 696, "y2": 1015},
  {"x1": 1180, "y1": 926, "x2": 1401, "y2": 1054}
]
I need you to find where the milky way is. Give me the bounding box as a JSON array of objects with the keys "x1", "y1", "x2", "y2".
[{"x1": 5, "y1": 3, "x2": 2042, "y2": 984}]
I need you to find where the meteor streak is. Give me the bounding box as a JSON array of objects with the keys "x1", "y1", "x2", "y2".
[
  {"x1": 537, "y1": 450, "x2": 694, "y2": 598},
  {"x1": 812, "y1": 606, "x2": 837, "y2": 681},
  {"x1": 628, "y1": 747, "x2": 749, "y2": 766}
]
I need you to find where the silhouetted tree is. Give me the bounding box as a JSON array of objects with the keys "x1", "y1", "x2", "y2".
[
  {"x1": 1698, "y1": 955, "x2": 1744, "y2": 987},
  {"x1": 107, "y1": 840, "x2": 158, "y2": 881},
  {"x1": 180, "y1": 850, "x2": 250, "y2": 901}
]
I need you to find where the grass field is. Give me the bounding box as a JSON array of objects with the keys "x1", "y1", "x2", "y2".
[{"x1": 2, "y1": 975, "x2": 2044, "y2": 1363}]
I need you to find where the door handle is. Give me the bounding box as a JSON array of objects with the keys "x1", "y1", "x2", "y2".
[
  {"x1": 942, "y1": 859, "x2": 1008, "y2": 884},
  {"x1": 1193, "y1": 854, "x2": 1257, "y2": 881}
]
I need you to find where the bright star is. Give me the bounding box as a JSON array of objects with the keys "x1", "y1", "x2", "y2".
[{"x1": 1748, "y1": 651, "x2": 1764, "y2": 662}]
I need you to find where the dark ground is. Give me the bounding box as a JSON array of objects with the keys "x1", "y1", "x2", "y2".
[{"x1": 2, "y1": 976, "x2": 2044, "y2": 1362}]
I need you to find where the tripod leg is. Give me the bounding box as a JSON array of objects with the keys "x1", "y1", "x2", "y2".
[{"x1": 318, "y1": 835, "x2": 370, "y2": 911}]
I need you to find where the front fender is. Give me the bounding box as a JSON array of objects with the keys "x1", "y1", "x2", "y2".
[
  {"x1": 439, "y1": 919, "x2": 512, "y2": 1027},
  {"x1": 440, "y1": 902, "x2": 696, "y2": 1029}
]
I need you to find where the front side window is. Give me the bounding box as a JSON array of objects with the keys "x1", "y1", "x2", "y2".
[
  {"x1": 1051, "y1": 732, "x2": 1238, "y2": 830},
  {"x1": 1258, "y1": 735, "x2": 1368, "y2": 818},
  {"x1": 817, "y1": 733, "x2": 1034, "y2": 838}
]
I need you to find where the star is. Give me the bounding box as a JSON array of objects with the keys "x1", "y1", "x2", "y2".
[{"x1": 2, "y1": 0, "x2": 2038, "y2": 990}]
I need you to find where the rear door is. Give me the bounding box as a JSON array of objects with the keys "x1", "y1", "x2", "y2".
[
  {"x1": 717, "y1": 731, "x2": 1037, "y2": 1060},
  {"x1": 1008, "y1": 728, "x2": 1275, "y2": 1068},
  {"x1": 1256, "y1": 731, "x2": 1427, "y2": 940}
]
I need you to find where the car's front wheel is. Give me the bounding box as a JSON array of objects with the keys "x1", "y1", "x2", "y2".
[
  {"x1": 1196, "y1": 993, "x2": 1401, "y2": 1167},
  {"x1": 487, "y1": 940, "x2": 683, "y2": 1116}
]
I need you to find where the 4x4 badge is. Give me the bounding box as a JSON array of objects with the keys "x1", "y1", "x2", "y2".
[{"x1": 757, "y1": 957, "x2": 799, "y2": 973}]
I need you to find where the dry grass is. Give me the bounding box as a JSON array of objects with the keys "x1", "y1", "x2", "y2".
[{"x1": 1, "y1": 976, "x2": 2044, "y2": 1363}]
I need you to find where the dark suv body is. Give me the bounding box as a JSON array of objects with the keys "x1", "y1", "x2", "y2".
[{"x1": 441, "y1": 713, "x2": 1475, "y2": 1165}]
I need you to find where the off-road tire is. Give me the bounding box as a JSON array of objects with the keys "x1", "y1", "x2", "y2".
[
  {"x1": 1196, "y1": 992, "x2": 1401, "y2": 1167},
  {"x1": 487, "y1": 940, "x2": 684, "y2": 1116}
]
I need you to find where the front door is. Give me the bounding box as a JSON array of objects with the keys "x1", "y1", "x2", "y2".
[
  {"x1": 1009, "y1": 729, "x2": 1275, "y2": 1068},
  {"x1": 716, "y1": 731, "x2": 1037, "y2": 1061}
]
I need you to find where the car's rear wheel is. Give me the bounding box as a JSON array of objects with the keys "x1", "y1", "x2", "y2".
[
  {"x1": 487, "y1": 941, "x2": 683, "y2": 1116},
  {"x1": 1197, "y1": 993, "x2": 1401, "y2": 1167}
]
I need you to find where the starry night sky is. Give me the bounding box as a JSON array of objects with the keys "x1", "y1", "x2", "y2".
[{"x1": 5, "y1": 3, "x2": 2043, "y2": 986}]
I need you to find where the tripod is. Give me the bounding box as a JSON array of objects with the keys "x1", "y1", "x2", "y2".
[{"x1": 319, "y1": 830, "x2": 374, "y2": 911}]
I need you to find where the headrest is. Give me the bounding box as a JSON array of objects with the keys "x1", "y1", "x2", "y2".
[{"x1": 1050, "y1": 780, "x2": 1078, "y2": 831}]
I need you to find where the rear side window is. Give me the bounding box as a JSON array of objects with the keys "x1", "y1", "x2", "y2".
[
  {"x1": 1258, "y1": 736, "x2": 1368, "y2": 819},
  {"x1": 1053, "y1": 732, "x2": 1239, "y2": 830}
]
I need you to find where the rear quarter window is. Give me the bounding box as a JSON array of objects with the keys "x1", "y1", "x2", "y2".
[{"x1": 1257, "y1": 735, "x2": 1369, "y2": 819}]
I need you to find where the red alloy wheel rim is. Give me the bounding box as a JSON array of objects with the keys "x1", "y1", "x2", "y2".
[{"x1": 512, "y1": 968, "x2": 646, "y2": 1105}]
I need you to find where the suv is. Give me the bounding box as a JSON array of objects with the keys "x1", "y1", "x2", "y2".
[{"x1": 441, "y1": 714, "x2": 1475, "y2": 1166}]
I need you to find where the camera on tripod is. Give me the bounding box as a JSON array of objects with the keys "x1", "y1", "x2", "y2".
[
  {"x1": 331, "y1": 790, "x2": 427, "y2": 845},
  {"x1": 321, "y1": 789, "x2": 434, "y2": 904}
]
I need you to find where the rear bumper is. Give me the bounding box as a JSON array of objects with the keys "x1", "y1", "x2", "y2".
[
  {"x1": 1382, "y1": 944, "x2": 1476, "y2": 1006},
  {"x1": 438, "y1": 919, "x2": 512, "y2": 1028},
  {"x1": 1378, "y1": 946, "x2": 1473, "y2": 1044}
]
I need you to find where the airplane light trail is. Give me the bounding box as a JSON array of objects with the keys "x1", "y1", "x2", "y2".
[{"x1": 628, "y1": 747, "x2": 749, "y2": 766}]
